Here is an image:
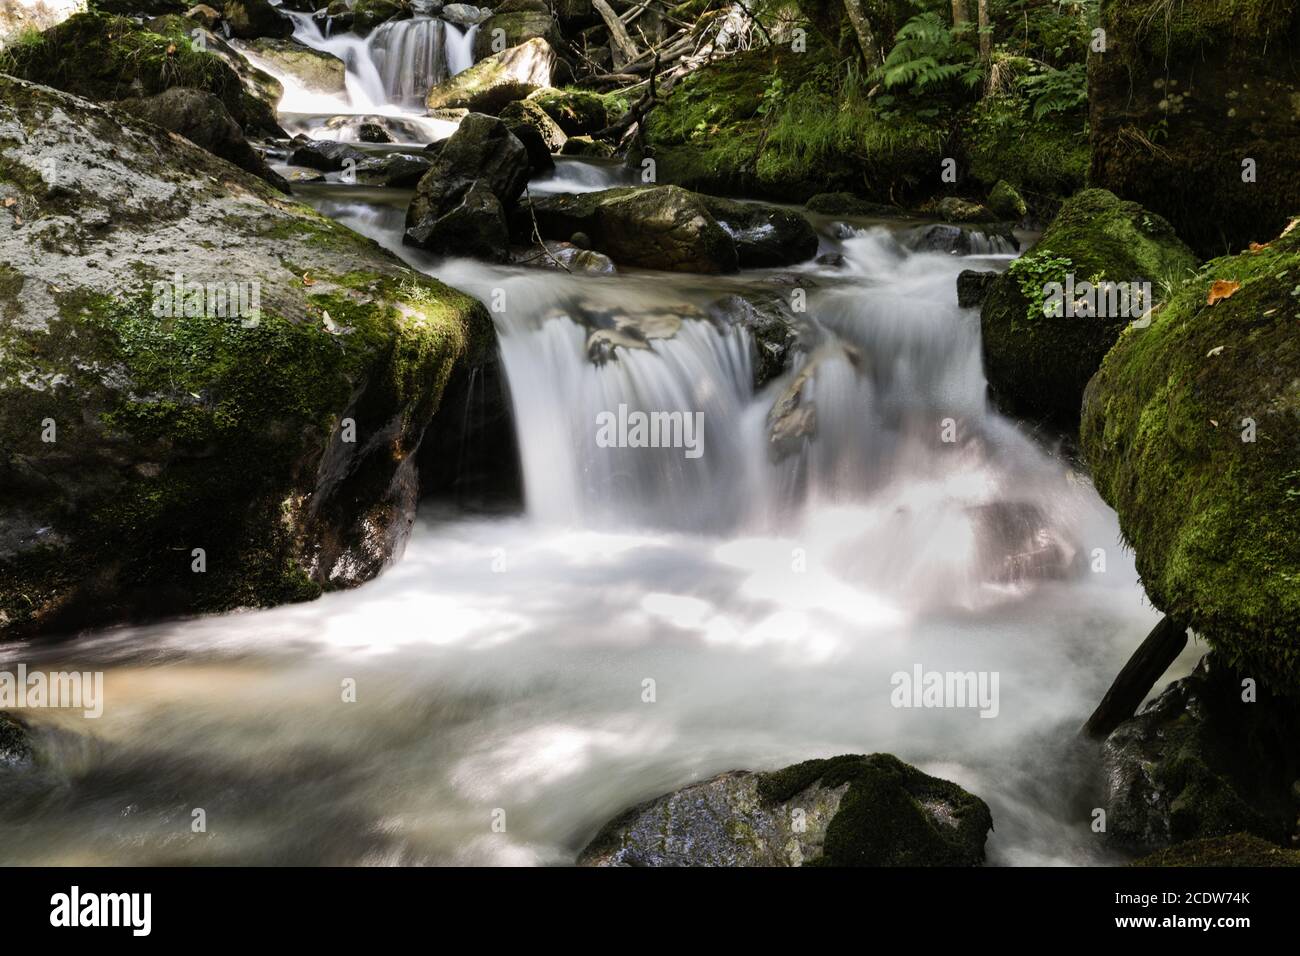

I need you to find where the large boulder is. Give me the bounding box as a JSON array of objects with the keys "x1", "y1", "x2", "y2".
[
  {"x1": 526, "y1": 87, "x2": 608, "y2": 135},
  {"x1": 116, "y1": 87, "x2": 288, "y2": 191},
  {"x1": 351, "y1": 0, "x2": 409, "y2": 33},
  {"x1": 4, "y1": 13, "x2": 283, "y2": 138},
  {"x1": 578, "y1": 754, "x2": 993, "y2": 866},
  {"x1": 244, "y1": 37, "x2": 347, "y2": 95},
  {"x1": 1089, "y1": 0, "x2": 1300, "y2": 257},
  {"x1": 425, "y1": 36, "x2": 556, "y2": 114},
  {"x1": 1080, "y1": 218, "x2": 1300, "y2": 686},
  {"x1": 979, "y1": 189, "x2": 1197, "y2": 424},
  {"x1": 222, "y1": 0, "x2": 293, "y2": 39},
  {"x1": 0, "y1": 713, "x2": 33, "y2": 768},
  {"x1": 698, "y1": 195, "x2": 819, "y2": 269},
  {"x1": 499, "y1": 98, "x2": 565, "y2": 172},
  {"x1": 0, "y1": 76, "x2": 493, "y2": 636},
  {"x1": 404, "y1": 113, "x2": 530, "y2": 260},
  {"x1": 1102, "y1": 657, "x2": 1300, "y2": 853},
  {"x1": 288, "y1": 137, "x2": 367, "y2": 171},
  {"x1": 471, "y1": 4, "x2": 561, "y2": 61}
]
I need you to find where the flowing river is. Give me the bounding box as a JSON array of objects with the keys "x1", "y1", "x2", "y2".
[{"x1": 0, "y1": 12, "x2": 1203, "y2": 866}]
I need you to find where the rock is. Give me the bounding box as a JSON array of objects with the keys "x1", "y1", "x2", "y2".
[
  {"x1": 707, "y1": 290, "x2": 806, "y2": 388},
  {"x1": 358, "y1": 123, "x2": 392, "y2": 143},
  {"x1": 354, "y1": 152, "x2": 433, "y2": 187},
  {"x1": 527, "y1": 87, "x2": 608, "y2": 135},
  {"x1": 512, "y1": 241, "x2": 617, "y2": 274},
  {"x1": 903, "y1": 223, "x2": 1018, "y2": 256},
  {"x1": 805, "y1": 192, "x2": 900, "y2": 217},
  {"x1": 699, "y1": 195, "x2": 819, "y2": 269},
  {"x1": 116, "y1": 87, "x2": 289, "y2": 192},
  {"x1": 289, "y1": 138, "x2": 368, "y2": 171},
  {"x1": 4, "y1": 12, "x2": 282, "y2": 139},
  {"x1": 245, "y1": 37, "x2": 347, "y2": 96},
  {"x1": 986, "y1": 180, "x2": 1026, "y2": 223},
  {"x1": 425, "y1": 37, "x2": 556, "y2": 114},
  {"x1": 521, "y1": 186, "x2": 740, "y2": 273},
  {"x1": 577, "y1": 754, "x2": 993, "y2": 866},
  {"x1": 185, "y1": 3, "x2": 222, "y2": 29},
  {"x1": 440, "y1": 2, "x2": 491, "y2": 26},
  {"x1": 351, "y1": 0, "x2": 409, "y2": 32},
  {"x1": 0, "y1": 713, "x2": 33, "y2": 768},
  {"x1": 0, "y1": 75, "x2": 492, "y2": 635},
  {"x1": 979, "y1": 188, "x2": 1197, "y2": 424},
  {"x1": 551, "y1": 0, "x2": 598, "y2": 29},
  {"x1": 956, "y1": 269, "x2": 997, "y2": 309},
  {"x1": 559, "y1": 135, "x2": 613, "y2": 158},
  {"x1": 1131, "y1": 834, "x2": 1300, "y2": 867},
  {"x1": 499, "y1": 99, "x2": 566, "y2": 172},
  {"x1": 1089, "y1": 0, "x2": 1300, "y2": 256},
  {"x1": 471, "y1": 8, "x2": 562, "y2": 61},
  {"x1": 933, "y1": 196, "x2": 997, "y2": 223},
  {"x1": 1080, "y1": 217, "x2": 1300, "y2": 685},
  {"x1": 404, "y1": 113, "x2": 530, "y2": 259},
  {"x1": 816, "y1": 252, "x2": 845, "y2": 268},
  {"x1": 1101, "y1": 657, "x2": 1300, "y2": 853},
  {"x1": 223, "y1": 0, "x2": 293, "y2": 39}
]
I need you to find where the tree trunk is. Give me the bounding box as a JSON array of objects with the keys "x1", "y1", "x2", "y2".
[
  {"x1": 840, "y1": 0, "x2": 879, "y2": 67},
  {"x1": 950, "y1": 0, "x2": 968, "y2": 27},
  {"x1": 593, "y1": 0, "x2": 639, "y2": 71},
  {"x1": 977, "y1": 0, "x2": 990, "y2": 61}
]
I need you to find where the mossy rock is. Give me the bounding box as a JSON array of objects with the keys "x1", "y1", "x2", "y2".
[
  {"x1": 471, "y1": 9, "x2": 561, "y2": 61},
  {"x1": 962, "y1": 90, "x2": 1088, "y2": 205},
  {"x1": 2, "y1": 12, "x2": 279, "y2": 137},
  {"x1": 527, "y1": 87, "x2": 608, "y2": 135},
  {"x1": 499, "y1": 98, "x2": 565, "y2": 171},
  {"x1": 1132, "y1": 833, "x2": 1300, "y2": 867},
  {"x1": 0, "y1": 75, "x2": 492, "y2": 636},
  {"x1": 350, "y1": 0, "x2": 409, "y2": 32},
  {"x1": 223, "y1": 0, "x2": 293, "y2": 39},
  {"x1": 559, "y1": 135, "x2": 612, "y2": 158},
  {"x1": 577, "y1": 753, "x2": 992, "y2": 866},
  {"x1": 979, "y1": 188, "x2": 1198, "y2": 425},
  {"x1": 1081, "y1": 219, "x2": 1300, "y2": 685},
  {"x1": 986, "y1": 180, "x2": 1027, "y2": 222},
  {"x1": 1089, "y1": 0, "x2": 1300, "y2": 256},
  {"x1": 426, "y1": 36, "x2": 556, "y2": 114}
]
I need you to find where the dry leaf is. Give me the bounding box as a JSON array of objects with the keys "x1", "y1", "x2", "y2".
[
  {"x1": 13, "y1": 216, "x2": 21, "y2": 225},
  {"x1": 166, "y1": 43, "x2": 176, "y2": 54},
  {"x1": 302, "y1": 273, "x2": 315, "y2": 286},
  {"x1": 1283, "y1": 218, "x2": 1298, "y2": 237},
  {"x1": 1248, "y1": 242, "x2": 1269, "y2": 253},
  {"x1": 1206, "y1": 280, "x2": 1240, "y2": 305},
  {"x1": 1210, "y1": 420, "x2": 1219, "y2": 427},
  {"x1": 1206, "y1": 345, "x2": 1225, "y2": 357},
  {"x1": 2, "y1": 197, "x2": 14, "y2": 208}
]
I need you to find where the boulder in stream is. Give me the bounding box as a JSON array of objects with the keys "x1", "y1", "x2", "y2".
[
  {"x1": 288, "y1": 137, "x2": 368, "y2": 172},
  {"x1": 526, "y1": 88, "x2": 608, "y2": 136},
  {"x1": 223, "y1": 0, "x2": 293, "y2": 39},
  {"x1": 0, "y1": 75, "x2": 494, "y2": 636},
  {"x1": 578, "y1": 754, "x2": 993, "y2": 866},
  {"x1": 499, "y1": 99, "x2": 566, "y2": 172},
  {"x1": 245, "y1": 37, "x2": 348, "y2": 96},
  {"x1": 472, "y1": 2, "x2": 562, "y2": 61},
  {"x1": 425, "y1": 37, "x2": 556, "y2": 115},
  {"x1": 0, "y1": 713, "x2": 33, "y2": 769}
]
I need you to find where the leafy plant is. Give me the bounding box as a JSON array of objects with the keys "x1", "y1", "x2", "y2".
[
  {"x1": 1017, "y1": 62, "x2": 1087, "y2": 121},
  {"x1": 1008, "y1": 253, "x2": 1075, "y2": 321},
  {"x1": 875, "y1": 13, "x2": 983, "y2": 94}
]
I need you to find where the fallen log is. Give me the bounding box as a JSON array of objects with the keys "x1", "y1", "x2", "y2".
[
  {"x1": 593, "y1": 0, "x2": 640, "y2": 69},
  {"x1": 1081, "y1": 615, "x2": 1189, "y2": 739}
]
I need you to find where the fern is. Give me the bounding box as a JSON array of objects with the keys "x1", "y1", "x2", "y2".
[
  {"x1": 1018, "y1": 63, "x2": 1088, "y2": 121},
  {"x1": 876, "y1": 13, "x2": 983, "y2": 94}
]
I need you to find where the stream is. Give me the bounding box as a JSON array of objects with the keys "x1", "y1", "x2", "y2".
[{"x1": 0, "y1": 11, "x2": 1205, "y2": 866}]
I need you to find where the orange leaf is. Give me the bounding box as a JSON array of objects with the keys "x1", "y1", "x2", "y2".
[
  {"x1": 1206, "y1": 280, "x2": 1240, "y2": 305},
  {"x1": 1248, "y1": 242, "x2": 1269, "y2": 253},
  {"x1": 166, "y1": 43, "x2": 176, "y2": 55},
  {"x1": 2, "y1": 197, "x2": 14, "y2": 208},
  {"x1": 302, "y1": 273, "x2": 315, "y2": 286}
]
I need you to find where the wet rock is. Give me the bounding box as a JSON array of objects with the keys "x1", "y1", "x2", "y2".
[
  {"x1": 707, "y1": 291, "x2": 805, "y2": 388},
  {"x1": 405, "y1": 113, "x2": 529, "y2": 258},
  {"x1": 351, "y1": 0, "x2": 410, "y2": 32},
  {"x1": 1102, "y1": 657, "x2": 1300, "y2": 854},
  {"x1": 512, "y1": 241, "x2": 616, "y2": 275},
  {"x1": 805, "y1": 192, "x2": 900, "y2": 217},
  {"x1": 815, "y1": 252, "x2": 845, "y2": 268},
  {"x1": 559, "y1": 135, "x2": 613, "y2": 158},
  {"x1": 0, "y1": 75, "x2": 493, "y2": 636},
  {"x1": 472, "y1": 6, "x2": 562, "y2": 60},
  {"x1": 700, "y1": 195, "x2": 819, "y2": 269},
  {"x1": 246, "y1": 37, "x2": 347, "y2": 95},
  {"x1": 499, "y1": 99, "x2": 566, "y2": 172},
  {"x1": 526, "y1": 87, "x2": 608, "y2": 135},
  {"x1": 578, "y1": 754, "x2": 993, "y2": 866},
  {"x1": 521, "y1": 186, "x2": 739, "y2": 273},
  {"x1": 440, "y1": 2, "x2": 492, "y2": 26},
  {"x1": 932, "y1": 196, "x2": 997, "y2": 223},
  {"x1": 223, "y1": 0, "x2": 293, "y2": 39},
  {"x1": 354, "y1": 152, "x2": 433, "y2": 188},
  {"x1": 358, "y1": 122, "x2": 392, "y2": 143},
  {"x1": 185, "y1": 3, "x2": 222, "y2": 28},
  {"x1": 982, "y1": 187, "x2": 1197, "y2": 426},
  {"x1": 289, "y1": 137, "x2": 367, "y2": 172},
  {"x1": 904, "y1": 222, "x2": 1017, "y2": 256},
  {"x1": 956, "y1": 269, "x2": 998, "y2": 309},
  {"x1": 986, "y1": 180, "x2": 1027, "y2": 223},
  {"x1": 426, "y1": 37, "x2": 556, "y2": 114},
  {"x1": 0, "y1": 713, "x2": 33, "y2": 768},
  {"x1": 117, "y1": 87, "x2": 289, "y2": 192}
]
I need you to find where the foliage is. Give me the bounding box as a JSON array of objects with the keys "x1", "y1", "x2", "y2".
[
  {"x1": 875, "y1": 12, "x2": 983, "y2": 94},
  {"x1": 1018, "y1": 61, "x2": 1087, "y2": 120}
]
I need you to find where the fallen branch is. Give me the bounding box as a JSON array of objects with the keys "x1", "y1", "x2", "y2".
[
  {"x1": 1081, "y1": 616, "x2": 1189, "y2": 739},
  {"x1": 592, "y1": 53, "x2": 661, "y2": 140},
  {"x1": 593, "y1": 0, "x2": 640, "y2": 69},
  {"x1": 523, "y1": 185, "x2": 571, "y2": 273}
]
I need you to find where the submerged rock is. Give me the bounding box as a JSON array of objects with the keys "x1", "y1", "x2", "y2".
[
  {"x1": 1102, "y1": 657, "x2": 1300, "y2": 853},
  {"x1": 903, "y1": 222, "x2": 1017, "y2": 256},
  {"x1": 425, "y1": 37, "x2": 556, "y2": 114},
  {"x1": 578, "y1": 754, "x2": 993, "y2": 866},
  {"x1": 0, "y1": 713, "x2": 33, "y2": 769},
  {"x1": 0, "y1": 75, "x2": 493, "y2": 636},
  {"x1": 699, "y1": 195, "x2": 819, "y2": 269},
  {"x1": 1081, "y1": 218, "x2": 1300, "y2": 685},
  {"x1": 980, "y1": 188, "x2": 1197, "y2": 425}
]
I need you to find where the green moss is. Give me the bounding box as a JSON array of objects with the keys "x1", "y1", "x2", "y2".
[
  {"x1": 963, "y1": 92, "x2": 1087, "y2": 202},
  {"x1": 1132, "y1": 833, "x2": 1300, "y2": 867},
  {"x1": 1080, "y1": 222, "x2": 1300, "y2": 688},
  {"x1": 527, "y1": 87, "x2": 608, "y2": 135},
  {"x1": 757, "y1": 753, "x2": 992, "y2": 866}
]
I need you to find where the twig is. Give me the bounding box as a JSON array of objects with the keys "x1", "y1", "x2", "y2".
[{"x1": 523, "y1": 185, "x2": 571, "y2": 273}]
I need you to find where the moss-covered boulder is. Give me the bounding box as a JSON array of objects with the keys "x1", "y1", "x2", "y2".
[
  {"x1": 425, "y1": 37, "x2": 556, "y2": 114},
  {"x1": 3, "y1": 13, "x2": 282, "y2": 138},
  {"x1": 1089, "y1": 0, "x2": 1300, "y2": 257},
  {"x1": 499, "y1": 98, "x2": 566, "y2": 172},
  {"x1": 1081, "y1": 218, "x2": 1300, "y2": 685},
  {"x1": 222, "y1": 0, "x2": 293, "y2": 39},
  {"x1": 245, "y1": 37, "x2": 347, "y2": 95},
  {"x1": 350, "y1": 0, "x2": 409, "y2": 33},
  {"x1": 526, "y1": 87, "x2": 608, "y2": 135},
  {"x1": 0, "y1": 76, "x2": 493, "y2": 636},
  {"x1": 986, "y1": 180, "x2": 1027, "y2": 222},
  {"x1": 577, "y1": 753, "x2": 993, "y2": 866},
  {"x1": 1102, "y1": 657, "x2": 1300, "y2": 851},
  {"x1": 471, "y1": 7, "x2": 561, "y2": 61},
  {"x1": 1132, "y1": 833, "x2": 1300, "y2": 867},
  {"x1": 979, "y1": 188, "x2": 1197, "y2": 424}
]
